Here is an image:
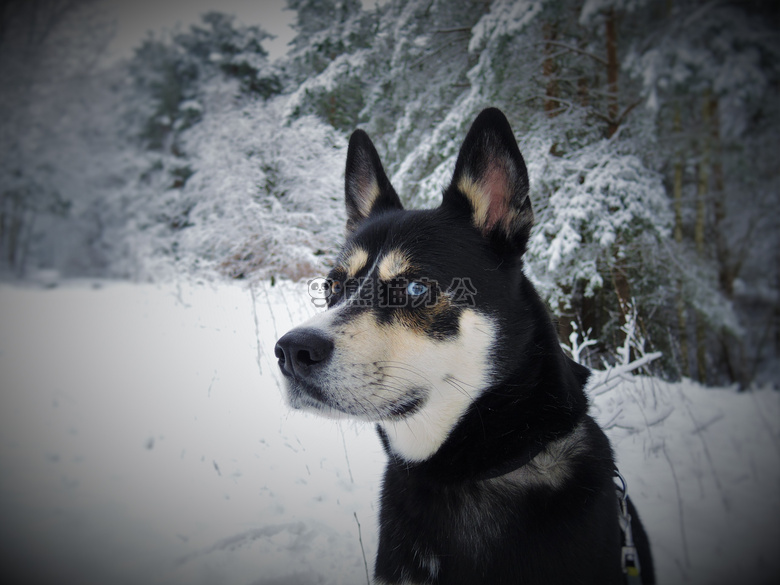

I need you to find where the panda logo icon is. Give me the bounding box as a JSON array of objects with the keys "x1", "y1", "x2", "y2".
[{"x1": 307, "y1": 277, "x2": 332, "y2": 308}]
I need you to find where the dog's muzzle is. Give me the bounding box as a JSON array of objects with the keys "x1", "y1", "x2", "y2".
[{"x1": 274, "y1": 328, "x2": 334, "y2": 380}]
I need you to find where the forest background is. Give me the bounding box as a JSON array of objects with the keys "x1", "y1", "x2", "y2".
[{"x1": 1, "y1": 0, "x2": 779, "y2": 388}]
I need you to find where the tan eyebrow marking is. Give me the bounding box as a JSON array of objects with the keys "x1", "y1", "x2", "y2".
[
  {"x1": 378, "y1": 249, "x2": 412, "y2": 281},
  {"x1": 343, "y1": 246, "x2": 369, "y2": 278}
]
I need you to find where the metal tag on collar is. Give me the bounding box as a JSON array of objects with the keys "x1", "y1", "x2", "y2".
[
  {"x1": 622, "y1": 545, "x2": 642, "y2": 583},
  {"x1": 615, "y1": 469, "x2": 642, "y2": 583}
]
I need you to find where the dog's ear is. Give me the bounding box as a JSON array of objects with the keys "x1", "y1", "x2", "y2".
[
  {"x1": 344, "y1": 130, "x2": 403, "y2": 234},
  {"x1": 444, "y1": 108, "x2": 533, "y2": 251}
]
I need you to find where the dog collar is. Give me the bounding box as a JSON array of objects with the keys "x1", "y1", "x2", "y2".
[{"x1": 473, "y1": 440, "x2": 547, "y2": 482}]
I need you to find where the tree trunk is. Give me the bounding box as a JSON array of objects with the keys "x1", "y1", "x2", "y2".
[
  {"x1": 17, "y1": 207, "x2": 36, "y2": 278},
  {"x1": 8, "y1": 213, "x2": 21, "y2": 267},
  {"x1": 673, "y1": 160, "x2": 684, "y2": 244},
  {"x1": 0, "y1": 192, "x2": 6, "y2": 262},
  {"x1": 695, "y1": 314, "x2": 707, "y2": 384},
  {"x1": 707, "y1": 95, "x2": 745, "y2": 386},
  {"x1": 611, "y1": 248, "x2": 633, "y2": 358},
  {"x1": 695, "y1": 170, "x2": 707, "y2": 256},
  {"x1": 605, "y1": 8, "x2": 619, "y2": 138},
  {"x1": 676, "y1": 283, "x2": 689, "y2": 376},
  {"x1": 543, "y1": 21, "x2": 559, "y2": 118},
  {"x1": 673, "y1": 105, "x2": 689, "y2": 376},
  {"x1": 693, "y1": 93, "x2": 710, "y2": 382},
  {"x1": 776, "y1": 237, "x2": 780, "y2": 359},
  {"x1": 577, "y1": 74, "x2": 589, "y2": 108},
  {"x1": 709, "y1": 95, "x2": 734, "y2": 298},
  {"x1": 557, "y1": 300, "x2": 574, "y2": 348}
]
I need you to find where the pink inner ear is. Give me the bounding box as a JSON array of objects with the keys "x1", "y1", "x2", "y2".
[{"x1": 483, "y1": 164, "x2": 510, "y2": 231}]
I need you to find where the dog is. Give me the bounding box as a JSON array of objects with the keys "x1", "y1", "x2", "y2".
[{"x1": 274, "y1": 108, "x2": 654, "y2": 584}]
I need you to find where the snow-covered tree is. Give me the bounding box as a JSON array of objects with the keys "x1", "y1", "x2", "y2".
[
  {"x1": 108, "y1": 13, "x2": 343, "y2": 281},
  {"x1": 0, "y1": 0, "x2": 114, "y2": 276},
  {"x1": 6, "y1": 0, "x2": 777, "y2": 384},
  {"x1": 623, "y1": 0, "x2": 780, "y2": 383}
]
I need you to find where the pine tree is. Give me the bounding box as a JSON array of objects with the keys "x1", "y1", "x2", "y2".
[{"x1": 10, "y1": 0, "x2": 778, "y2": 383}]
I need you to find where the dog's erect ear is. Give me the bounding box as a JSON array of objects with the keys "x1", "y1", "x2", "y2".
[
  {"x1": 444, "y1": 108, "x2": 533, "y2": 250},
  {"x1": 345, "y1": 130, "x2": 403, "y2": 234}
]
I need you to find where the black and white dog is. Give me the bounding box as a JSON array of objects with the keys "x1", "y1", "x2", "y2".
[{"x1": 275, "y1": 108, "x2": 654, "y2": 584}]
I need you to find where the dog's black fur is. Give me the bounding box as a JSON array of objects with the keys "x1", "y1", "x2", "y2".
[{"x1": 275, "y1": 108, "x2": 654, "y2": 584}]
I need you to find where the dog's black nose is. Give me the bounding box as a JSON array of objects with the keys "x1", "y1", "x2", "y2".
[{"x1": 274, "y1": 329, "x2": 334, "y2": 379}]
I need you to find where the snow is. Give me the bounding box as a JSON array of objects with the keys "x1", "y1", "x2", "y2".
[
  {"x1": 1, "y1": 280, "x2": 778, "y2": 585},
  {"x1": 589, "y1": 369, "x2": 780, "y2": 584},
  {"x1": 469, "y1": 0, "x2": 543, "y2": 54}
]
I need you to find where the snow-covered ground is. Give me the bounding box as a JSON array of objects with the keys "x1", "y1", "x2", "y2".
[{"x1": 0, "y1": 280, "x2": 778, "y2": 585}]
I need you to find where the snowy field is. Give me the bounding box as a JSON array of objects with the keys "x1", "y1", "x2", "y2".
[{"x1": 0, "y1": 279, "x2": 778, "y2": 585}]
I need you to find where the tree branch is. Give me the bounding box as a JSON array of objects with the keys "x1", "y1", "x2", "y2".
[
  {"x1": 434, "y1": 27, "x2": 471, "y2": 34},
  {"x1": 519, "y1": 95, "x2": 576, "y2": 114},
  {"x1": 614, "y1": 98, "x2": 643, "y2": 127},
  {"x1": 532, "y1": 40, "x2": 608, "y2": 66}
]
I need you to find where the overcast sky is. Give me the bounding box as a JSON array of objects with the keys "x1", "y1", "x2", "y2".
[{"x1": 102, "y1": 0, "x2": 296, "y2": 62}]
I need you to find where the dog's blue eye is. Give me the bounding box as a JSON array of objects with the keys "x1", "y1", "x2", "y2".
[{"x1": 406, "y1": 281, "x2": 428, "y2": 297}]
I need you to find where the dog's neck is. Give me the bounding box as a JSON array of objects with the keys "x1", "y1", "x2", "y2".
[
  {"x1": 377, "y1": 345, "x2": 589, "y2": 484},
  {"x1": 375, "y1": 308, "x2": 497, "y2": 462}
]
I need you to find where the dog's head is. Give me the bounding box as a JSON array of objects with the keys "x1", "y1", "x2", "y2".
[{"x1": 275, "y1": 108, "x2": 536, "y2": 461}]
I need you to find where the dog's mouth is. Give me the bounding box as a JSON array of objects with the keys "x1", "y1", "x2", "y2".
[
  {"x1": 283, "y1": 378, "x2": 337, "y2": 414},
  {"x1": 284, "y1": 377, "x2": 425, "y2": 421},
  {"x1": 381, "y1": 391, "x2": 425, "y2": 419}
]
